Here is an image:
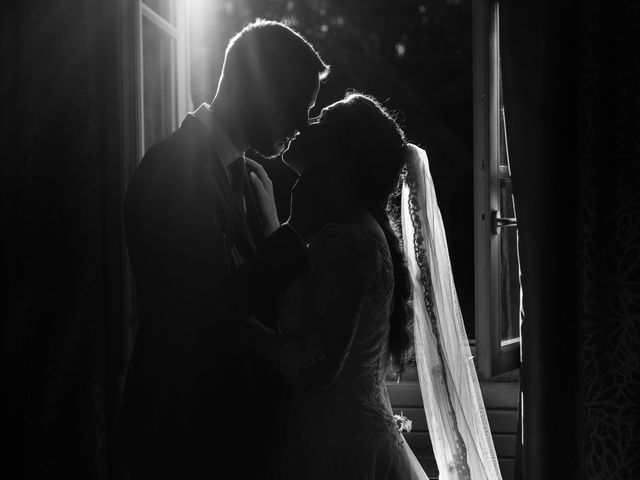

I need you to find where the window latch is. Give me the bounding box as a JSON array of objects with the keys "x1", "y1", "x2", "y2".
[{"x1": 491, "y1": 210, "x2": 517, "y2": 235}]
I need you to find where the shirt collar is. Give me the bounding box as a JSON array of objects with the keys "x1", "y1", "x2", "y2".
[{"x1": 192, "y1": 102, "x2": 242, "y2": 169}]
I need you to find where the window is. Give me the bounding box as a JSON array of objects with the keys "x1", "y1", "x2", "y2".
[
  {"x1": 184, "y1": 0, "x2": 521, "y2": 380},
  {"x1": 139, "y1": 0, "x2": 191, "y2": 153},
  {"x1": 473, "y1": 0, "x2": 521, "y2": 379},
  {"x1": 126, "y1": 0, "x2": 520, "y2": 380}
]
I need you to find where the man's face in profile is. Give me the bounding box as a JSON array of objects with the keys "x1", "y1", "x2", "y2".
[{"x1": 249, "y1": 73, "x2": 320, "y2": 159}]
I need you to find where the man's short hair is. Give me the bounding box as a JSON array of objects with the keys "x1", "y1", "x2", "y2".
[{"x1": 216, "y1": 19, "x2": 330, "y2": 98}]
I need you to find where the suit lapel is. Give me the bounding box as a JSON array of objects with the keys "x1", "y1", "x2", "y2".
[
  {"x1": 243, "y1": 165, "x2": 268, "y2": 245},
  {"x1": 220, "y1": 161, "x2": 256, "y2": 256},
  {"x1": 184, "y1": 116, "x2": 256, "y2": 258}
]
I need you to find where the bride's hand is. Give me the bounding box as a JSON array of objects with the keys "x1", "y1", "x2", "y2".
[{"x1": 246, "y1": 158, "x2": 280, "y2": 236}]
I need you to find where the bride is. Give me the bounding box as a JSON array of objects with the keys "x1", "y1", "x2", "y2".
[{"x1": 247, "y1": 92, "x2": 429, "y2": 479}]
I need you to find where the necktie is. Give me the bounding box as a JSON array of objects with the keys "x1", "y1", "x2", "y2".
[{"x1": 228, "y1": 156, "x2": 246, "y2": 210}]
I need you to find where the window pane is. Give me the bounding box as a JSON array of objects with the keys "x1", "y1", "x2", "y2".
[
  {"x1": 498, "y1": 79, "x2": 522, "y2": 344},
  {"x1": 142, "y1": 16, "x2": 177, "y2": 151},
  {"x1": 143, "y1": 0, "x2": 176, "y2": 25},
  {"x1": 498, "y1": 177, "x2": 521, "y2": 343}
]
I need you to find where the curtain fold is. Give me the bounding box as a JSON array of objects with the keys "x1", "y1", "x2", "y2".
[
  {"x1": 401, "y1": 144, "x2": 501, "y2": 480},
  {"x1": 2, "y1": 1, "x2": 128, "y2": 478},
  {"x1": 500, "y1": 0, "x2": 640, "y2": 478},
  {"x1": 499, "y1": 1, "x2": 581, "y2": 477}
]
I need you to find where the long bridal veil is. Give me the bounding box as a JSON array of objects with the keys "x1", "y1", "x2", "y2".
[{"x1": 400, "y1": 144, "x2": 502, "y2": 480}]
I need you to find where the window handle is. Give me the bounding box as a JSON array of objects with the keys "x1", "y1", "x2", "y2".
[{"x1": 491, "y1": 210, "x2": 517, "y2": 235}]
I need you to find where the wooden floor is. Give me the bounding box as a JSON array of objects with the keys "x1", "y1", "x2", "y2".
[{"x1": 387, "y1": 381, "x2": 519, "y2": 480}]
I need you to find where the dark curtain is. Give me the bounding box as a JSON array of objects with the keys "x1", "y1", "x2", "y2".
[
  {"x1": 501, "y1": 0, "x2": 640, "y2": 479},
  {"x1": 1, "y1": 1, "x2": 128, "y2": 479}
]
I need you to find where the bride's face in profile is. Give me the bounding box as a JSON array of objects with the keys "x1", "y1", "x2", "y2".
[{"x1": 282, "y1": 103, "x2": 344, "y2": 175}]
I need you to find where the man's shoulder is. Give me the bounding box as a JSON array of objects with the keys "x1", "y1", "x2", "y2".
[
  {"x1": 144, "y1": 115, "x2": 211, "y2": 162},
  {"x1": 139, "y1": 117, "x2": 219, "y2": 177},
  {"x1": 125, "y1": 117, "x2": 217, "y2": 208}
]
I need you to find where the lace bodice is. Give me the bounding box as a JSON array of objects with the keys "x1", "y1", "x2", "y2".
[
  {"x1": 273, "y1": 223, "x2": 428, "y2": 480},
  {"x1": 277, "y1": 223, "x2": 397, "y2": 422}
]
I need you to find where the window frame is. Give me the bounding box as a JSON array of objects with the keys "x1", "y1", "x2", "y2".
[
  {"x1": 138, "y1": 0, "x2": 192, "y2": 154},
  {"x1": 472, "y1": 0, "x2": 520, "y2": 380}
]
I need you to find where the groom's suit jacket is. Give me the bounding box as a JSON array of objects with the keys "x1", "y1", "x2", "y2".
[{"x1": 120, "y1": 114, "x2": 305, "y2": 479}]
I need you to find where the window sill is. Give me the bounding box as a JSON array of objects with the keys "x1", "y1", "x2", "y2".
[{"x1": 386, "y1": 380, "x2": 519, "y2": 480}]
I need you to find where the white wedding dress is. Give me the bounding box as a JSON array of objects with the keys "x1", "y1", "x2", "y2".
[
  {"x1": 267, "y1": 144, "x2": 501, "y2": 480},
  {"x1": 272, "y1": 223, "x2": 429, "y2": 480}
]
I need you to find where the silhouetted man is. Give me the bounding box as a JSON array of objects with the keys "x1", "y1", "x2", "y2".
[{"x1": 120, "y1": 20, "x2": 330, "y2": 479}]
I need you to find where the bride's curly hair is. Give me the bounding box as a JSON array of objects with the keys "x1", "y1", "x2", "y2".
[{"x1": 323, "y1": 92, "x2": 413, "y2": 373}]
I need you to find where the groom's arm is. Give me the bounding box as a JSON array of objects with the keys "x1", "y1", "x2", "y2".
[
  {"x1": 157, "y1": 186, "x2": 307, "y2": 328},
  {"x1": 124, "y1": 151, "x2": 307, "y2": 332},
  {"x1": 223, "y1": 224, "x2": 307, "y2": 320},
  {"x1": 158, "y1": 214, "x2": 306, "y2": 331}
]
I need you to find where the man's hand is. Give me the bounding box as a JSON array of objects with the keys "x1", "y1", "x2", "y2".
[{"x1": 247, "y1": 158, "x2": 280, "y2": 237}]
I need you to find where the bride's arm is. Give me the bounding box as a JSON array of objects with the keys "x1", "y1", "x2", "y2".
[{"x1": 247, "y1": 225, "x2": 371, "y2": 386}]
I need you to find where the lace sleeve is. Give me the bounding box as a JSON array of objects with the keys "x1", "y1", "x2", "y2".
[{"x1": 279, "y1": 224, "x2": 373, "y2": 386}]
